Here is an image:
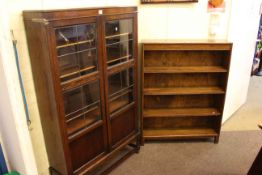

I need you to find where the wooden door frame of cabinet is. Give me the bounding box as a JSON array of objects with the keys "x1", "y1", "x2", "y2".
[
  {"x1": 133, "y1": 12, "x2": 140, "y2": 147},
  {"x1": 97, "y1": 15, "x2": 111, "y2": 154},
  {"x1": 141, "y1": 44, "x2": 145, "y2": 145},
  {"x1": 45, "y1": 24, "x2": 74, "y2": 174},
  {"x1": 47, "y1": 16, "x2": 110, "y2": 174},
  {"x1": 101, "y1": 13, "x2": 139, "y2": 151}
]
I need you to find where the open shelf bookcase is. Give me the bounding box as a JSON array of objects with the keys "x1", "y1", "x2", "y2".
[{"x1": 141, "y1": 40, "x2": 232, "y2": 143}]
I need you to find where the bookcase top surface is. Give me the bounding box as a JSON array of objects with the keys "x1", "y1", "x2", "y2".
[
  {"x1": 23, "y1": 6, "x2": 137, "y2": 13},
  {"x1": 23, "y1": 6, "x2": 137, "y2": 21},
  {"x1": 141, "y1": 39, "x2": 232, "y2": 45}
]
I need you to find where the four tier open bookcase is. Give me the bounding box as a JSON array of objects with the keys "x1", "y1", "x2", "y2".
[{"x1": 141, "y1": 40, "x2": 232, "y2": 144}]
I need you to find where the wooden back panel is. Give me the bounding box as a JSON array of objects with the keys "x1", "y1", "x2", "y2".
[
  {"x1": 144, "y1": 50, "x2": 229, "y2": 67},
  {"x1": 144, "y1": 117, "x2": 218, "y2": 129},
  {"x1": 144, "y1": 73, "x2": 226, "y2": 88},
  {"x1": 144, "y1": 94, "x2": 222, "y2": 109}
]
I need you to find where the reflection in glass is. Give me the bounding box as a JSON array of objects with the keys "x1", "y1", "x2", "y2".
[
  {"x1": 106, "y1": 40, "x2": 133, "y2": 67},
  {"x1": 55, "y1": 24, "x2": 98, "y2": 82},
  {"x1": 63, "y1": 81, "x2": 101, "y2": 135},
  {"x1": 105, "y1": 19, "x2": 133, "y2": 67},
  {"x1": 108, "y1": 68, "x2": 134, "y2": 114},
  {"x1": 105, "y1": 19, "x2": 133, "y2": 37},
  {"x1": 58, "y1": 49, "x2": 97, "y2": 82}
]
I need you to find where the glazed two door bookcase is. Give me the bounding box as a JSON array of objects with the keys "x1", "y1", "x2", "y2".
[{"x1": 23, "y1": 7, "x2": 139, "y2": 175}]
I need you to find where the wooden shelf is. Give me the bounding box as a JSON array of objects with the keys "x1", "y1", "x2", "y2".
[
  {"x1": 106, "y1": 39, "x2": 133, "y2": 47},
  {"x1": 143, "y1": 128, "x2": 218, "y2": 140},
  {"x1": 56, "y1": 39, "x2": 94, "y2": 49},
  {"x1": 143, "y1": 87, "x2": 225, "y2": 95},
  {"x1": 68, "y1": 120, "x2": 104, "y2": 142},
  {"x1": 67, "y1": 114, "x2": 100, "y2": 136},
  {"x1": 61, "y1": 71, "x2": 99, "y2": 91},
  {"x1": 107, "y1": 59, "x2": 134, "y2": 75},
  {"x1": 60, "y1": 65, "x2": 96, "y2": 79},
  {"x1": 109, "y1": 85, "x2": 133, "y2": 100},
  {"x1": 58, "y1": 47, "x2": 96, "y2": 58},
  {"x1": 144, "y1": 66, "x2": 227, "y2": 73},
  {"x1": 105, "y1": 32, "x2": 131, "y2": 39},
  {"x1": 66, "y1": 104, "x2": 99, "y2": 122},
  {"x1": 144, "y1": 108, "x2": 221, "y2": 118},
  {"x1": 107, "y1": 55, "x2": 132, "y2": 64},
  {"x1": 109, "y1": 98, "x2": 130, "y2": 114}
]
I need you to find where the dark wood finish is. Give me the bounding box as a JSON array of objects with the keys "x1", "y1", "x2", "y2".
[
  {"x1": 143, "y1": 117, "x2": 218, "y2": 129},
  {"x1": 248, "y1": 122, "x2": 262, "y2": 175},
  {"x1": 143, "y1": 129, "x2": 218, "y2": 140},
  {"x1": 144, "y1": 87, "x2": 225, "y2": 95},
  {"x1": 144, "y1": 108, "x2": 221, "y2": 118},
  {"x1": 144, "y1": 94, "x2": 224, "y2": 110},
  {"x1": 259, "y1": 121, "x2": 262, "y2": 129},
  {"x1": 144, "y1": 74, "x2": 226, "y2": 88},
  {"x1": 23, "y1": 7, "x2": 138, "y2": 21},
  {"x1": 91, "y1": 146, "x2": 137, "y2": 175},
  {"x1": 248, "y1": 147, "x2": 262, "y2": 175},
  {"x1": 23, "y1": 6, "x2": 139, "y2": 175},
  {"x1": 141, "y1": 0, "x2": 198, "y2": 4},
  {"x1": 144, "y1": 66, "x2": 227, "y2": 73},
  {"x1": 23, "y1": 19, "x2": 68, "y2": 175},
  {"x1": 141, "y1": 41, "x2": 232, "y2": 143}
]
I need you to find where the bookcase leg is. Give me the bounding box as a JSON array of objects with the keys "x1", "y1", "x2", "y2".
[
  {"x1": 135, "y1": 137, "x2": 141, "y2": 153},
  {"x1": 140, "y1": 135, "x2": 145, "y2": 146},
  {"x1": 214, "y1": 136, "x2": 219, "y2": 144},
  {"x1": 49, "y1": 167, "x2": 62, "y2": 175},
  {"x1": 128, "y1": 137, "x2": 141, "y2": 153},
  {"x1": 141, "y1": 139, "x2": 144, "y2": 146}
]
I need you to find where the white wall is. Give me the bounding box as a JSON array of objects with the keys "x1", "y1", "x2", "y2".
[
  {"x1": 0, "y1": 130, "x2": 9, "y2": 171},
  {"x1": 138, "y1": 1, "x2": 231, "y2": 40},
  {"x1": 223, "y1": 0, "x2": 261, "y2": 122},
  {"x1": 0, "y1": 1, "x2": 38, "y2": 174},
  {"x1": 2, "y1": 0, "x2": 257, "y2": 174}
]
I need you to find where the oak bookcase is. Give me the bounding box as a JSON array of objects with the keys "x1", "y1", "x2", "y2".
[
  {"x1": 141, "y1": 40, "x2": 232, "y2": 143},
  {"x1": 23, "y1": 7, "x2": 139, "y2": 175}
]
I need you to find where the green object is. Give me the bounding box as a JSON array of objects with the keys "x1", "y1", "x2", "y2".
[{"x1": 3, "y1": 172, "x2": 20, "y2": 175}]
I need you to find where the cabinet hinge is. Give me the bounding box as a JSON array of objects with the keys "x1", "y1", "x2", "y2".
[{"x1": 31, "y1": 18, "x2": 49, "y2": 25}]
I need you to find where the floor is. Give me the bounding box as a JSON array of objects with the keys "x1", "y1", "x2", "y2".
[
  {"x1": 110, "y1": 131, "x2": 262, "y2": 175},
  {"x1": 109, "y1": 76, "x2": 262, "y2": 175},
  {"x1": 222, "y1": 76, "x2": 262, "y2": 131}
]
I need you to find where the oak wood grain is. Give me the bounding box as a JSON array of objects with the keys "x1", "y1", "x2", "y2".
[
  {"x1": 143, "y1": 87, "x2": 225, "y2": 95},
  {"x1": 141, "y1": 41, "x2": 232, "y2": 143},
  {"x1": 143, "y1": 128, "x2": 218, "y2": 140},
  {"x1": 144, "y1": 108, "x2": 221, "y2": 118},
  {"x1": 144, "y1": 66, "x2": 227, "y2": 73}
]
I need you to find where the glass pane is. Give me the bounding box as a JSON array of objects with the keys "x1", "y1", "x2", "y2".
[
  {"x1": 108, "y1": 68, "x2": 134, "y2": 114},
  {"x1": 109, "y1": 90, "x2": 133, "y2": 114},
  {"x1": 63, "y1": 81, "x2": 101, "y2": 136},
  {"x1": 105, "y1": 19, "x2": 133, "y2": 67},
  {"x1": 55, "y1": 24, "x2": 98, "y2": 83}
]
